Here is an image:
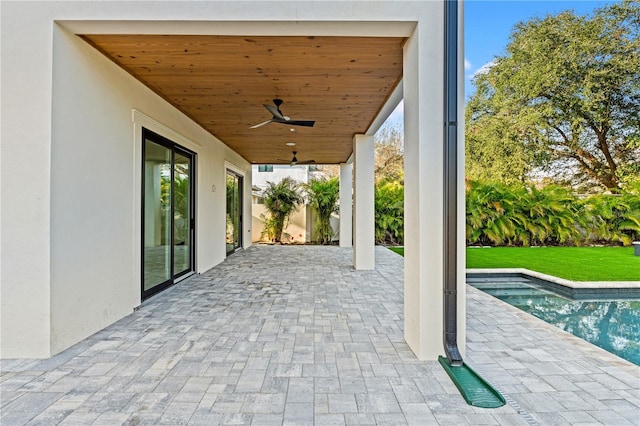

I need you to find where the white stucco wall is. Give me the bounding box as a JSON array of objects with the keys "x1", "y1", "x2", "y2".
[
  {"x1": 1, "y1": 2, "x2": 54, "y2": 358},
  {"x1": 252, "y1": 204, "x2": 308, "y2": 243},
  {"x1": 1, "y1": 3, "x2": 252, "y2": 357},
  {"x1": 1, "y1": 0, "x2": 464, "y2": 360},
  {"x1": 252, "y1": 164, "x2": 311, "y2": 189}
]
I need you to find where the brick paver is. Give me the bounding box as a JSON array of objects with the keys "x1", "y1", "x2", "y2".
[{"x1": 1, "y1": 245, "x2": 638, "y2": 425}]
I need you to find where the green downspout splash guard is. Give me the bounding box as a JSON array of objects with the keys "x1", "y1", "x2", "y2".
[{"x1": 438, "y1": 356, "x2": 506, "y2": 408}]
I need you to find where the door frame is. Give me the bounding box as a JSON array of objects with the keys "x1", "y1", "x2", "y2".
[
  {"x1": 141, "y1": 127, "x2": 197, "y2": 300},
  {"x1": 225, "y1": 168, "x2": 243, "y2": 256}
]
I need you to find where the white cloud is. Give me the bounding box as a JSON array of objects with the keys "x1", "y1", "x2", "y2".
[
  {"x1": 464, "y1": 58, "x2": 472, "y2": 70},
  {"x1": 472, "y1": 60, "x2": 496, "y2": 78}
]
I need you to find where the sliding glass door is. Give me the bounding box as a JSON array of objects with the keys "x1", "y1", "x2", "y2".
[
  {"x1": 226, "y1": 171, "x2": 243, "y2": 255},
  {"x1": 173, "y1": 151, "x2": 192, "y2": 276},
  {"x1": 142, "y1": 129, "x2": 195, "y2": 299}
]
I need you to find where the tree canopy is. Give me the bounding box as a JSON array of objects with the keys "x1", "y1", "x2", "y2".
[
  {"x1": 374, "y1": 122, "x2": 404, "y2": 184},
  {"x1": 466, "y1": 0, "x2": 640, "y2": 192}
]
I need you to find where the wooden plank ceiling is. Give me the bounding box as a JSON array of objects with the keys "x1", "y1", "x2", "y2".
[{"x1": 81, "y1": 35, "x2": 405, "y2": 164}]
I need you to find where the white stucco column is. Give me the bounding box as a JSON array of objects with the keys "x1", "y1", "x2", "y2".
[
  {"x1": 352, "y1": 134, "x2": 375, "y2": 270},
  {"x1": 402, "y1": 8, "x2": 466, "y2": 361},
  {"x1": 1, "y1": 2, "x2": 54, "y2": 357},
  {"x1": 339, "y1": 162, "x2": 353, "y2": 248}
]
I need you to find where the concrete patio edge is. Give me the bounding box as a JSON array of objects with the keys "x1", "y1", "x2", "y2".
[{"x1": 466, "y1": 268, "x2": 640, "y2": 289}]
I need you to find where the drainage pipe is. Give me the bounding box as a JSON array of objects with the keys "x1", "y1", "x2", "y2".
[{"x1": 443, "y1": 0, "x2": 463, "y2": 367}]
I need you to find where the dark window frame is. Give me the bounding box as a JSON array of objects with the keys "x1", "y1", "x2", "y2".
[
  {"x1": 141, "y1": 127, "x2": 197, "y2": 300},
  {"x1": 226, "y1": 169, "x2": 243, "y2": 255}
]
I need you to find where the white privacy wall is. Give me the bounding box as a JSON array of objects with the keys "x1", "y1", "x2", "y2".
[{"x1": 1, "y1": 0, "x2": 464, "y2": 360}]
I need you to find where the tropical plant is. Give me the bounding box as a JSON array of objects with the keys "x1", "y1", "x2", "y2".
[
  {"x1": 466, "y1": 181, "x2": 585, "y2": 247},
  {"x1": 160, "y1": 170, "x2": 190, "y2": 244},
  {"x1": 465, "y1": 180, "x2": 521, "y2": 246},
  {"x1": 259, "y1": 213, "x2": 278, "y2": 243},
  {"x1": 304, "y1": 177, "x2": 340, "y2": 245},
  {"x1": 523, "y1": 185, "x2": 585, "y2": 246},
  {"x1": 261, "y1": 177, "x2": 304, "y2": 243},
  {"x1": 173, "y1": 174, "x2": 191, "y2": 244},
  {"x1": 466, "y1": 180, "x2": 640, "y2": 247},
  {"x1": 374, "y1": 178, "x2": 404, "y2": 245},
  {"x1": 583, "y1": 180, "x2": 640, "y2": 245}
]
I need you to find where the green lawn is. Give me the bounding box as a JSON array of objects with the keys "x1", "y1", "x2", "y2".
[
  {"x1": 388, "y1": 246, "x2": 640, "y2": 281},
  {"x1": 388, "y1": 247, "x2": 405, "y2": 256}
]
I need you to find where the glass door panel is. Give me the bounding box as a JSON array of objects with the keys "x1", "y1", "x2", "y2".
[
  {"x1": 233, "y1": 177, "x2": 240, "y2": 249},
  {"x1": 142, "y1": 129, "x2": 196, "y2": 299},
  {"x1": 173, "y1": 151, "x2": 192, "y2": 277},
  {"x1": 143, "y1": 141, "x2": 172, "y2": 292},
  {"x1": 226, "y1": 171, "x2": 243, "y2": 255}
]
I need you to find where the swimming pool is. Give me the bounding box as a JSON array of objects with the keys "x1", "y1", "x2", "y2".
[{"x1": 468, "y1": 277, "x2": 640, "y2": 366}]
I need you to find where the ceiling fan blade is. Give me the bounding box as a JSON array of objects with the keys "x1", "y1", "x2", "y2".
[
  {"x1": 264, "y1": 104, "x2": 285, "y2": 120},
  {"x1": 253, "y1": 100, "x2": 315, "y2": 128},
  {"x1": 297, "y1": 160, "x2": 316, "y2": 165},
  {"x1": 286, "y1": 120, "x2": 315, "y2": 127},
  {"x1": 249, "y1": 119, "x2": 273, "y2": 129}
]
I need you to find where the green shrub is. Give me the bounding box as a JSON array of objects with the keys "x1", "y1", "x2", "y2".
[
  {"x1": 305, "y1": 177, "x2": 340, "y2": 245},
  {"x1": 375, "y1": 179, "x2": 404, "y2": 245},
  {"x1": 466, "y1": 180, "x2": 640, "y2": 247},
  {"x1": 583, "y1": 181, "x2": 640, "y2": 245},
  {"x1": 466, "y1": 181, "x2": 522, "y2": 246}
]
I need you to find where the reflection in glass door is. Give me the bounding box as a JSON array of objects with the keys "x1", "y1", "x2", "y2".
[
  {"x1": 142, "y1": 129, "x2": 195, "y2": 299},
  {"x1": 173, "y1": 151, "x2": 192, "y2": 277},
  {"x1": 226, "y1": 171, "x2": 243, "y2": 255},
  {"x1": 143, "y1": 141, "x2": 172, "y2": 291}
]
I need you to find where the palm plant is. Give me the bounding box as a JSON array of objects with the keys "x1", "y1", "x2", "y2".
[
  {"x1": 524, "y1": 185, "x2": 584, "y2": 246},
  {"x1": 304, "y1": 177, "x2": 340, "y2": 245},
  {"x1": 621, "y1": 181, "x2": 640, "y2": 242},
  {"x1": 465, "y1": 179, "x2": 640, "y2": 247},
  {"x1": 261, "y1": 177, "x2": 304, "y2": 243},
  {"x1": 465, "y1": 181, "x2": 520, "y2": 246},
  {"x1": 465, "y1": 181, "x2": 584, "y2": 246},
  {"x1": 374, "y1": 179, "x2": 404, "y2": 245},
  {"x1": 583, "y1": 186, "x2": 640, "y2": 246}
]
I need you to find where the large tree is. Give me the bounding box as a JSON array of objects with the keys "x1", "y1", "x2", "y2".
[
  {"x1": 374, "y1": 122, "x2": 404, "y2": 183},
  {"x1": 467, "y1": 0, "x2": 640, "y2": 192}
]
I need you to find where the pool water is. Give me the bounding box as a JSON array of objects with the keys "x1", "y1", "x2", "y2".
[{"x1": 469, "y1": 279, "x2": 640, "y2": 366}]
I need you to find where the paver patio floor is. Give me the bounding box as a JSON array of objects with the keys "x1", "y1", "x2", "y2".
[{"x1": 1, "y1": 245, "x2": 638, "y2": 425}]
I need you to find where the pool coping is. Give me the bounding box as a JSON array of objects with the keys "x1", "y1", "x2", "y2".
[{"x1": 467, "y1": 268, "x2": 640, "y2": 299}]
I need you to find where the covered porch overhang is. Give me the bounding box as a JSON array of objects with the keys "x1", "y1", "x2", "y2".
[
  {"x1": 0, "y1": 1, "x2": 463, "y2": 361},
  {"x1": 69, "y1": 20, "x2": 410, "y2": 166},
  {"x1": 59, "y1": 7, "x2": 465, "y2": 361}
]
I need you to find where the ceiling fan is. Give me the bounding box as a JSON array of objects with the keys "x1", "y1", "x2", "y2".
[
  {"x1": 250, "y1": 99, "x2": 316, "y2": 129},
  {"x1": 278, "y1": 151, "x2": 316, "y2": 166}
]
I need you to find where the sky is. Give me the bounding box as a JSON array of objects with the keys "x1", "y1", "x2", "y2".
[{"x1": 386, "y1": 0, "x2": 619, "y2": 125}]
